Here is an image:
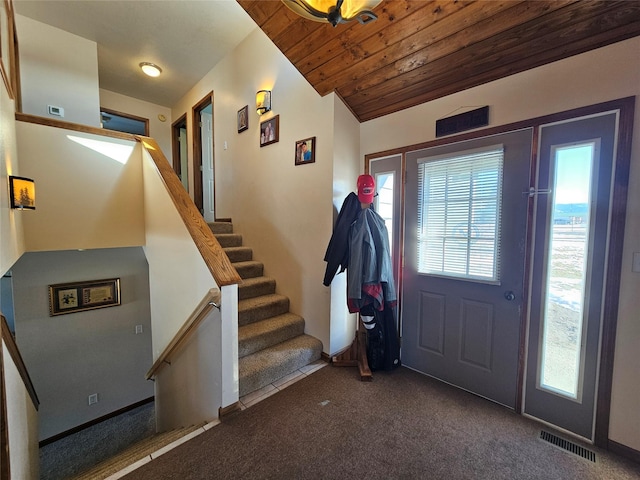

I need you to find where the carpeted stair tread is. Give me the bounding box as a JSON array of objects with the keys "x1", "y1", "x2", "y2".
[
  {"x1": 69, "y1": 424, "x2": 203, "y2": 480},
  {"x1": 233, "y1": 260, "x2": 264, "y2": 279},
  {"x1": 239, "y1": 335, "x2": 323, "y2": 397},
  {"x1": 238, "y1": 294, "x2": 289, "y2": 326},
  {"x1": 208, "y1": 221, "x2": 233, "y2": 234},
  {"x1": 238, "y1": 276, "x2": 276, "y2": 300},
  {"x1": 214, "y1": 233, "x2": 243, "y2": 248},
  {"x1": 223, "y1": 246, "x2": 253, "y2": 263},
  {"x1": 238, "y1": 313, "x2": 305, "y2": 358}
]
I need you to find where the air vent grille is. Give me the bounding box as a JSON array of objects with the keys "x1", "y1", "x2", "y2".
[{"x1": 540, "y1": 430, "x2": 596, "y2": 462}]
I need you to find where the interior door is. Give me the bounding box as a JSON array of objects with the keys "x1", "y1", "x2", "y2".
[
  {"x1": 524, "y1": 112, "x2": 618, "y2": 441},
  {"x1": 402, "y1": 129, "x2": 532, "y2": 408},
  {"x1": 201, "y1": 108, "x2": 215, "y2": 222}
]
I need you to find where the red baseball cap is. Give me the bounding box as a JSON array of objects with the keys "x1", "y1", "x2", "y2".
[{"x1": 357, "y1": 174, "x2": 375, "y2": 204}]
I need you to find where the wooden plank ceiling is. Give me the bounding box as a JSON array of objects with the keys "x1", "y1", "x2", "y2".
[{"x1": 238, "y1": 0, "x2": 640, "y2": 123}]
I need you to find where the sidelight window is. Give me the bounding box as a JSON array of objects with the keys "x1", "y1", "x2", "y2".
[{"x1": 417, "y1": 145, "x2": 504, "y2": 282}]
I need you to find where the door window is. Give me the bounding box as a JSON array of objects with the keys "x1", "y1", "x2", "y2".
[
  {"x1": 539, "y1": 142, "x2": 595, "y2": 400},
  {"x1": 417, "y1": 145, "x2": 504, "y2": 282}
]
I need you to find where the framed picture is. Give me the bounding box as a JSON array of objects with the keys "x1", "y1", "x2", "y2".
[
  {"x1": 237, "y1": 105, "x2": 248, "y2": 133},
  {"x1": 260, "y1": 115, "x2": 279, "y2": 147},
  {"x1": 49, "y1": 278, "x2": 121, "y2": 316},
  {"x1": 295, "y1": 136, "x2": 316, "y2": 165}
]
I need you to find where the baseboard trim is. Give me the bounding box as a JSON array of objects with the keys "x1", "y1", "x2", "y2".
[
  {"x1": 320, "y1": 352, "x2": 331, "y2": 363},
  {"x1": 609, "y1": 439, "x2": 640, "y2": 465},
  {"x1": 39, "y1": 396, "x2": 154, "y2": 447},
  {"x1": 219, "y1": 401, "x2": 241, "y2": 419}
]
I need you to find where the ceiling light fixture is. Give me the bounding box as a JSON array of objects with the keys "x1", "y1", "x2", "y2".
[
  {"x1": 282, "y1": 0, "x2": 382, "y2": 27},
  {"x1": 139, "y1": 62, "x2": 162, "y2": 77}
]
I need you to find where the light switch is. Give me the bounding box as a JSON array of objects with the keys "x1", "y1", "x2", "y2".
[
  {"x1": 633, "y1": 252, "x2": 640, "y2": 273},
  {"x1": 135, "y1": 324, "x2": 143, "y2": 334}
]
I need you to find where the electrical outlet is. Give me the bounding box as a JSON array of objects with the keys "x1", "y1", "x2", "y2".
[
  {"x1": 135, "y1": 324, "x2": 143, "y2": 334},
  {"x1": 88, "y1": 393, "x2": 98, "y2": 405}
]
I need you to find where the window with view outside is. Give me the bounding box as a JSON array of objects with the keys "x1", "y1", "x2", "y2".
[
  {"x1": 417, "y1": 146, "x2": 504, "y2": 282},
  {"x1": 539, "y1": 143, "x2": 594, "y2": 400},
  {"x1": 374, "y1": 172, "x2": 394, "y2": 252}
]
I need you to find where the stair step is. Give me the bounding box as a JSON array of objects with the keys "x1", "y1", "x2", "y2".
[
  {"x1": 208, "y1": 221, "x2": 233, "y2": 234},
  {"x1": 238, "y1": 276, "x2": 276, "y2": 300},
  {"x1": 238, "y1": 294, "x2": 289, "y2": 326},
  {"x1": 238, "y1": 313, "x2": 305, "y2": 358},
  {"x1": 239, "y1": 335, "x2": 323, "y2": 397},
  {"x1": 214, "y1": 233, "x2": 242, "y2": 248},
  {"x1": 233, "y1": 260, "x2": 264, "y2": 279},
  {"x1": 224, "y1": 246, "x2": 253, "y2": 263},
  {"x1": 70, "y1": 424, "x2": 203, "y2": 480}
]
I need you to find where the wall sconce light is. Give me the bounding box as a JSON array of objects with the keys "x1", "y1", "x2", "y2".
[
  {"x1": 256, "y1": 90, "x2": 272, "y2": 115},
  {"x1": 282, "y1": 0, "x2": 382, "y2": 27},
  {"x1": 139, "y1": 62, "x2": 162, "y2": 77},
  {"x1": 9, "y1": 176, "x2": 36, "y2": 210}
]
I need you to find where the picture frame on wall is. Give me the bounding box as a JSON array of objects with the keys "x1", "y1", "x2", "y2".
[
  {"x1": 260, "y1": 115, "x2": 279, "y2": 147},
  {"x1": 295, "y1": 136, "x2": 316, "y2": 165},
  {"x1": 49, "y1": 278, "x2": 121, "y2": 316},
  {"x1": 237, "y1": 105, "x2": 248, "y2": 133}
]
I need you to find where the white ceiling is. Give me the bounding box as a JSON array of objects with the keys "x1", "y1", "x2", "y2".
[{"x1": 12, "y1": 0, "x2": 258, "y2": 108}]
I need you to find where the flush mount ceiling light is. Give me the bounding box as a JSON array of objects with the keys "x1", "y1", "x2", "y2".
[
  {"x1": 139, "y1": 62, "x2": 162, "y2": 77},
  {"x1": 282, "y1": 0, "x2": 382, "y2": 27}
]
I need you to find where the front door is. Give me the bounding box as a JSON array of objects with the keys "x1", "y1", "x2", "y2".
[
  {"x1": 523, "y1": 112, "x2": 619, "y2": 441},
  {"x1": 402, "y1": 129, "x2": 532, "y2": 407}
]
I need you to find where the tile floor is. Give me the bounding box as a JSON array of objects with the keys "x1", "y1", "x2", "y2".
[{"x1": 239, "y1": 360, "x2": 328, "y2": 409}]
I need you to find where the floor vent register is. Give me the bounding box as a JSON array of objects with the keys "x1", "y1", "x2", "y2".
[{"x1": 539, "y1": 430, "x2": 596, "y2": 463}]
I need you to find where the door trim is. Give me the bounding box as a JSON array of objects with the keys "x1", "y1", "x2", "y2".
[
  {"x1": 363, "y1": 96, "x2": 635, "y2": 448},
  {"x1": 192, "y1": 91, "x2": 214, "y2": 214}
]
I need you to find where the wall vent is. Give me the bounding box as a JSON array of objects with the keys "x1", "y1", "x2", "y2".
[{"x1": 539, "y1": 430, "x2": 596, "y2": 462}]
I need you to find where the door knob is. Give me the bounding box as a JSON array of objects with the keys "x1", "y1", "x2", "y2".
[{"x1": 504, "y1": 291, "x2": 516, "y2": 301}]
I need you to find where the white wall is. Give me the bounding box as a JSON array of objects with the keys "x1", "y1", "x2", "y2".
[
  {"x1": 3, "y1": 343, "x2": 39, "y2": 479},
  {"x1": 361, "y1": 37, "x2": 640, "y2": 452},
  {"x1": 171, "y1": 28, "x2": 343, "y2": 354},
  {"x1": 15, "y1": 15, "x2": 100, "y2": 127},
  {"x1": 0, "y1": 61, "x2": 25, "y2": 277},
  {"x1": 328, "y1": 95, "x2": 361, "y2": 354},
  {"x1": 15, "y1": 122, "x2": 145, "y2": 251},
  {"x1": 11, "y1": 247, "x2": 154, "y2": 441},
  {"x1": 141, "y1": 148, "x2": 218, "y2": 359},
  {"x1": 142, "y1": 148, "x2": 227, "y2": 429},
  {"x1": 99, "y1": 89, "x2": 172, "y2": 159}
]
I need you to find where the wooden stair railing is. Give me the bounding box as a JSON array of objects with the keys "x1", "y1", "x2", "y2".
[
  {"x1": 146, "y1": 288, "x2": 221, "y2": 380},
  {"x1": 14, "y1": 114, "x2": 242, "y2": 289},
  {"x1": 137, "y1": 136, "x2": 241, "y2": 287},
  {"x1": 1, "y1": 314, "x2": 40, "y2": 480}
]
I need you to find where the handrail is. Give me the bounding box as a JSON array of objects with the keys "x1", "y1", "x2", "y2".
[
  {"x1": 146, "y1": 288, "x2": 221, "y2": 380},
  {"x1": 15, "y1": 112, "x2": 137, "y2": 141},
  {"x1": 1, "y1": 317, "x2": 9, "y2": 480},
  {"x1": 14, "y1": 113, "x2": 242, "y2": 288},
  {"x1": 137, "y1": 136, "x2": 242, "y2": 287},
  {"x1": 0, "y1": 315, "x2": 39, "y2": 409}
]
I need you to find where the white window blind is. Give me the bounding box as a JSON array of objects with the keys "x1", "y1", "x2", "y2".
[{"x1": 417, "y1": 145, "x2": 504, "y2": 282}]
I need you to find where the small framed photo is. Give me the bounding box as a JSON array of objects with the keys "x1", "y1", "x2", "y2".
[
  {"x1": 295, "y1": 137, "x2": 316, "y2": 165},
  {"x1": 260, "y1": 115, "x2": 279, "y2": 147},
  {"x1": 49, "y1": 278, "x2": 121, "y2": 316},
  {"x1": 237, "y1": 105, "x2": 248, "y2": 133}
]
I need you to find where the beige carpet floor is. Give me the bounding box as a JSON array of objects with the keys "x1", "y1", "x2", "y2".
[{"x1": 121, "y1": 365, "x2": 640, "y2": 479}]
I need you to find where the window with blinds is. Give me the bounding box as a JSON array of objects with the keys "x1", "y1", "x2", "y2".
[{"x1": 417, "y1": 145, "x2": 504, "y2": 282}]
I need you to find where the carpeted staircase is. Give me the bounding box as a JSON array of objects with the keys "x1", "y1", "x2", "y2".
[{"x1": 209, "y1": 221, "x2": 323, "y2": 397}]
